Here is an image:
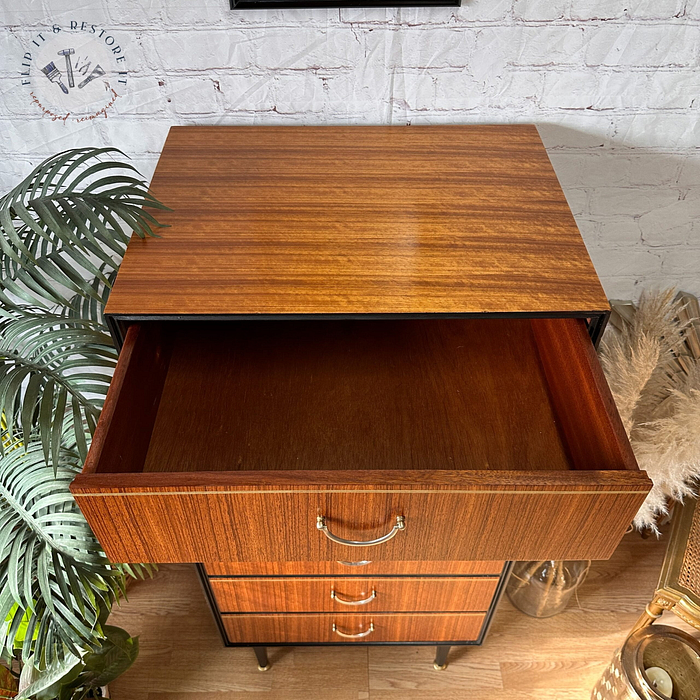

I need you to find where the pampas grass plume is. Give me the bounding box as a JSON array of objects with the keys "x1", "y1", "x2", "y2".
[{"x1": 600, "y1": 289, "x2": 700, "y2": 531}]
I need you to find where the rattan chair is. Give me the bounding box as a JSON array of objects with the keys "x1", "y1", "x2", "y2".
[{"x1": 632, "y1": 496, "x2": 700, "y2": 633}]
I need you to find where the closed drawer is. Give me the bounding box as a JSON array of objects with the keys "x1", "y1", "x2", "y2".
[
  {"x1": 209, "y1": 576, "x2": 499, "y2": 613},
  {"x1": 221, "y1": 612, "x2": 487, "y2": 644},
  {"x1": 205, "y1": 560, "x2": 505, "y2": 576},
  {"x1": 72, "y1": 318, "x2": 650, "y2": 563}
]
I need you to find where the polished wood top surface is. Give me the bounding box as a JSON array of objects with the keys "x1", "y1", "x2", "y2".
[{"x1": 105, "y1": 125, "x2": 608, "y2": 318}]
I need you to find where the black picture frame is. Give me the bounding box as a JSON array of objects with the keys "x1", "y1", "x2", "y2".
[{"x1": 231, "y1": 0, "x2": 459, "y2": 8}]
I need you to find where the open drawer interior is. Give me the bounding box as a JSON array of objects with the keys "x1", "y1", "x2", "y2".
[
  {"x1": 85, "y1": 317, "x2": 637, "y2": 477},
  {"x1": 72, "y1": 317, "x2": 650, "y2": 564}
]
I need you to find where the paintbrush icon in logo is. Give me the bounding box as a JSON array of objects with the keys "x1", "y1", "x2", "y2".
[{"x1": 40, "y1": 61, "x2": 69, "y2": 94}]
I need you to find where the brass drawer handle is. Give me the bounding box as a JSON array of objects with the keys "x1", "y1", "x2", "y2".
[
  {"x1": 331, "y1": 589, "x2": 377, "y2": 606},
  {"x1": 316, "y1": 515, "x2": 405, "y2": 547},
  {"x1": 337, "y1": 560, "x2": 372, "y2": 567},
  {"x1": 332, "y1": 622, "x2": 374, "y2": 639}
]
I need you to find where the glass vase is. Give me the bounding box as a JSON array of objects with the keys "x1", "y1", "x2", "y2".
[{"x1": 506, "y1": 560, "x2": 591, "y2": 618}]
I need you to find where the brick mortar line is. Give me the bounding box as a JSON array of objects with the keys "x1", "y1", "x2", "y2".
[
  {"x1": 3, "y1": 67, "x2": 700, "y2": 77},
  {"x1": 5, "y1": 19, "x2": 696, "y2": 31},
  {"x1": 0, "y1": 109, "x2": 699, "y2": 119}
]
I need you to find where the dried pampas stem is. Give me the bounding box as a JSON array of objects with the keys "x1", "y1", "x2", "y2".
[{"x1": 599, "y1": 289, "x2": 700, "y2": 531}]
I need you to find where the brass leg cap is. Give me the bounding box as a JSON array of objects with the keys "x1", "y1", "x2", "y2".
[
  {"x1": 433, "y1": 662, "x2": 448, "y2": 671},
  {"x1": 258, "y1": 664, "x2": 271, "y2": 672}
]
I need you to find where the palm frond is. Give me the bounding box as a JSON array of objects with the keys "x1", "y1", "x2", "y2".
[
  {"x1": 0, "y1": 148, "x2": 169, "y2": 311},
  {"x1": 0, "y1": 308, "x2": 116, "y2": 467},
  {"x1": 0, "y1": 441, "x2": 124, "y2": 668},
  {"x1": 16, "y1": 650, "x2": 82, "y2": 700},
  {"x1": 63, "y1": 267, "x2": 118, "y2": 327},
  {"x1": 0, "y1": 148, "x2": 162, "y2": 683}
]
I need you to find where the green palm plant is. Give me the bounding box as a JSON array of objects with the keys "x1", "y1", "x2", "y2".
[{"x1": 0, "y1": 148, "x2": 168, "y2": 697}]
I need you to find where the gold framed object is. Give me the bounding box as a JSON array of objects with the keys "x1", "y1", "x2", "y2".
[
  {"x1": 592, "y1": 625, "x2": 700, "y2": 700},
  {"x1": 633, "y1": 497, "x2": 700, "y2": 633}
]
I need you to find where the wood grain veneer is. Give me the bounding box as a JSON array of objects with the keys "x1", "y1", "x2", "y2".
[
  {"x1": 209, "y1": 577, "x2": 499, "y2": 613},
  {"x1": 143, "y1": 318, "x2": 570, "y2": 474},
  {"x1": 104, "y1": 125, "x2": 608, "y2": 319},
  {"x1": 532, "y1": 318, "x2": 638, "y2": 472},
  {"x1": 71, "y1": 469, "x2": 650, "y2": 563},
  {"x1": 220, "y1": 612, "x2": 487, "y2": 644},
  {"x1": 82, "y1": 317, "x2": 637, "y2": 478},
  {"x1": 204, "y1": 560, "x2": 505, "y2": 576},
  {"x1": 82, "y1": 324, "x2": 171, "y2": 476}
]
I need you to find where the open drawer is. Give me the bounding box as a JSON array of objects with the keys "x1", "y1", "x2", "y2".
[{"x1": 71, "y1": 317, "x2": 650, "y2": 564}]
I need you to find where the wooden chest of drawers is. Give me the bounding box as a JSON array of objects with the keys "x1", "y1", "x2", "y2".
[{"x1": 71, "y1": 125, "x2": 651, "y2": 666}]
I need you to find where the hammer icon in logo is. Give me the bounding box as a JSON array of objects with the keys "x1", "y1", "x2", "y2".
[{"x1": 57, "y1": 48, "x2": 75, "y2": 88}]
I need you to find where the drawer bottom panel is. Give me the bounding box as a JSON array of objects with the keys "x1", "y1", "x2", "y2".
[{"x1": 221, "y1": 612, "x2": 487, "y2": 644}]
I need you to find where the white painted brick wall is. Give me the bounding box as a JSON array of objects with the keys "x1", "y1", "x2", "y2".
[{"x1": 1, "y1": 0, "x2": 699, "y2": 299}]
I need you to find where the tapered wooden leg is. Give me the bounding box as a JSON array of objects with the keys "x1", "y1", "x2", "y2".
[
  {"x1": 253, "y1": 646, "x2": 270, "y2": 671},
  {"x1": 433, "y1": 645, "x2": 450, "y2": 670}
]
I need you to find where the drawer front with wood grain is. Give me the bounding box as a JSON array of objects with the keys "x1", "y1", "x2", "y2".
[
  {"x1": 221, "y1": 612, "x2": 487, "y2": 644},
  {"x1": 209, "y1": 576, "x2": 499, "y2": 613},
  {"x1": 72, "y1": 318, "x2": 651, "y2": 565},
  {"x1": 73, "y1": 472, "x2": 650, "y2": 563},
  {"x1": 204, "y1": 560, "x2": 505, "y2": 576}
]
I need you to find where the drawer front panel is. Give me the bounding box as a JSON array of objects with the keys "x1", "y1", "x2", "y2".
[
  {"x1": 73, "y1": 473, "x2": 650, "y2": 563},
  {"x1": 210, "y1": 576, "x2": 499, "y2": 613},
  {"x1": 205, "y1": 560, "x2": 505, "y2": 576},
  {"x1": 221, "y1": 612, "x2": 486, "y2": 644}
]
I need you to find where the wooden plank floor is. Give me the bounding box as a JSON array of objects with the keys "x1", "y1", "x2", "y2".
[{"x1": 108, "y1": 531, "x2": 697, "y2": 700}]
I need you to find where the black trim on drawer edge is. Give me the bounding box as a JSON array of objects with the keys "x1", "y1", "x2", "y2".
[
  {"x1": 106, "y1": 311, "x2": 609, "y2": 353},
  {"x1": 204, "y1": 572, "x2": 503, "y2": 579},
  {"x1": 197, "y1": 563, "x2": 231, "y2": 645},
  {"x1": 587, "y1": 310, "x2": 610, "y2": 347},
  {"x1": 196, "y1": 562, "x2": 513, "y2": 649}
]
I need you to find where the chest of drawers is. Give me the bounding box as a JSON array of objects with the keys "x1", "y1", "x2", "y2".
[{"x1": 71, "y1": 124, "x2": 651, "y2": 668}]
